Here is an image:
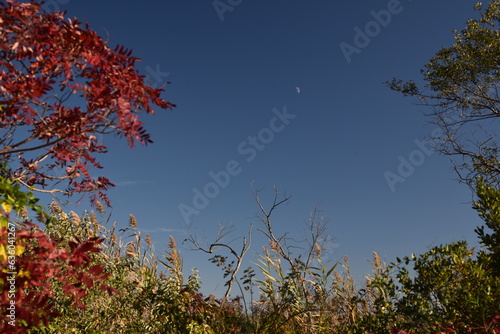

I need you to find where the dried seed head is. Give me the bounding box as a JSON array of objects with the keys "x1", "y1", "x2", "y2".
[
  {"x1": 126, "y1": 243, "x2": 135, "y2": 257},
  {"x1": 51, "y1": 200, "x2": 62, "y2": 214},
  {"x1": 60, "y1": 211, "x2": 68, "y2": 220},
  {"x1": 168, "y1": 235, "x2": 177, "y2": 250},
  {"x1": 269, "y1": 240, "x2": 278, "y2": 251},
  {"x1": 90, "y1": 211, "x2": 98, "y2": 225},
  {"x1": 20, "y1": 206, "x2": 29, "y2": 220},
  {"x1": 365, "y1": 276, "x2": 372, "y2": 286},
  {"x1": 129, "y1": 214, "x2": 137, "y2": 228},
  {"x1": 111, "y1": 232, "x2": 117, "y2": 244},
  {"x1": 96, "y1": 201, "x2": 105, "y2": 213},
  {"x1": 70, "y1": 211, "x2": 81, "y2": 227},
  {"x1": 373, "y1": 252, "x2": 381, "y2": 269},
  {"x1": 37, "y1": 212, "x2": 47, "y2": 224},
  {"x1": 314, "y1": 242, "x2": 322, "y2": 256},
  {"x1": 344, "y1": 255, "x2": 349, "y2": 265},
  {"x1": 145, "y1": 234, "x2": 152, "y2": 247}
]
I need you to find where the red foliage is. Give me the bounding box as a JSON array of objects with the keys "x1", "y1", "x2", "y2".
[
  {"x1": 386, "y1": 317, "x2": 500, "y2": 334},
  {"x1": 0, "y1": 222, "x2": 119, "y2": 333},
  {"x1": 0, "y1": 0, "x2": 174, "y2": 205}
]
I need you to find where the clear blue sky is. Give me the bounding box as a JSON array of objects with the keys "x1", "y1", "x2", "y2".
[{"x1": 42, "y1": 0, "x2": 484, "y2": 297}]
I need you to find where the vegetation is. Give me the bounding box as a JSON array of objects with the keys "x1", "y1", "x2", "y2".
[
  {"x1": 0, "y1": 0, "x2": 174, "y2": 205},
  {"x1": 387, "y1": 1, "x2": 500, "y2": 190},
  {"x1": 0, "y1": 180, "x2": 498, "y2": 333},
  {"x1": 0, "y1": 0, "x2": 499, "y2": 333}
]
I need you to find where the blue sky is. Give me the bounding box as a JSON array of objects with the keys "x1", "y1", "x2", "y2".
[{"x1": 40, "y1": 0, "x2": 484, "y2": 296}]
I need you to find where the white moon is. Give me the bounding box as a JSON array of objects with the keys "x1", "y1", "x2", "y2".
[{"x1": 295, "y1": 87, "x2": 300, "y2": 94}]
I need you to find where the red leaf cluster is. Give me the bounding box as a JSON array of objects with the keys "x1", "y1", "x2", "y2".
[
  {"x1": 0, "y1": 222, "x2": 119, "y2": 333},
  {"x1": 0, "y1": 0, "x2": 175, "y2": 204},
  {"x1": 383, "y1": 317, "x2": 500, "y2": 334}
]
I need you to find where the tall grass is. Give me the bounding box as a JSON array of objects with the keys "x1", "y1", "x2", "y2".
[{"x1": 5, "y1": 192, "x2": 498, "y2": 334}]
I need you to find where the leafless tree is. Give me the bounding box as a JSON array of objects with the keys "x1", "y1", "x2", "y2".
[{"x1": 185, "y1": 222, "x2": 252, "y2": 303}]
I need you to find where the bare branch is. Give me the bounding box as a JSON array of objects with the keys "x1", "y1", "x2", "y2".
[{"x1": 185, "y1": 222, "x2": 252, "y2": 302}]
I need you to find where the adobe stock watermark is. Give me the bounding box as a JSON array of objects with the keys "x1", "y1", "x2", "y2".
[
  {"x1": 213, "y1": 0, "x2": 243, "y2": 22},
  {"x1": 339, "y1": 0, "x2": 410, "y2": 64},
  {"x1": 384, "y1": 128, "x2": 442, "y2": 192},
  {"x1": 178, "y1": 106, "x2": 296, "y2": 224},
  {"x1": 5, "y1": 222, "x2": 19, "y2": 327},
  {"x1": 144, "y1": 64, "x2": 170, "y2": 90},
  {"x1": 319, "y1": 234, "x2": 342, "y2": 263}
]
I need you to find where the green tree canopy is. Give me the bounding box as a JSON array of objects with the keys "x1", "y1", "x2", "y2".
[{"x1": 388, "y1": 1, "x2": 500, "y2": 189}]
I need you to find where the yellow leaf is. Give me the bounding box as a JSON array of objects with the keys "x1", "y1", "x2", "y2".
[
  {"x1": 0, "y1": 216, "x2": 8, "y2": 228},
  {"x1": 1, "y1": 202, "x2": 12, "y2": 214},
  {"x1": 0, "y1": 245, "x2": 6, "y2": 262},
  {"x1": 0, "y1": 244, "x2": 25, "y2": 262},
  {"x1": 15, "y1": 245, "x2": 25, "y2": 256},
  {"x1": 18, "y1": 269, "x2": 30, "y2": 279}
]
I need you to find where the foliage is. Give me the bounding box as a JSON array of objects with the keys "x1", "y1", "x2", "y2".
[
  {"x1": 0, "y1": 0, "x2": 174, "y2": 204},
  {"x1": 27, "y1": 205, "x2": 248, "y2": 334},
  {"x1": 387, "y1": 1, "x2": 500, "y2": 189},
  {"x1": 2, "y1": 1, "x2": 500, "y2": 332},
  {"x1": 0, "y1": 175, "x2": 117, "y2": 333},
  {"x1": 393, "y1": 242, "x2": 499, "y2": 333},
  {"x1": 473, "y1": 177, "x2": 500, "y2": 276},
  {"x1": 0, "y1": 183, "x2": 498, "y2": 333},
  {"x1": 0, "y1": 163, "x2": 45, "y2": 227}
]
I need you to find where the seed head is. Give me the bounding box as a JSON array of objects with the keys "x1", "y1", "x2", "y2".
[
  {"x1": 96, "y1": 201, "x2": 105, "y2": 213},
  {"x1": 168, "y1": 235, "x2": 177, "y2": 250},
  {"x1": 373, "y1": 252, "x2": 381, "y2": 269},
  {"x1": 36, "y1": 212, "x2": 47, "y2": 224},
  {"x1": 90, "y1": 211, "x2": 98, "y2": 225},
  {"x1": 314, "y1": 242, "x2": 322, "y2": 256},
  {"x1": 70, "y1": 211, "x2": 81, "y2": 227},
  {"x1": 20, "y1": 206, "x2": 29, "y2": 220},
  {"x1": 129, "y1": 214, "x2": 137, "y2": 228},
  {"x1": 51, "y1": 200, "x2": 62, "y2": 214},
  {"x1": 126, "y1": 243, "x2": 135, "y2": 257}
]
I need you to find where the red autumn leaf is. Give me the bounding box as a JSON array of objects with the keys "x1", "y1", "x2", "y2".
[
  {"x1": 0, "y1": 0, "x2": 175, "y2": 205},
  {"x1": 88, "y1": 264, "x2": 105, "y2": 277},
  {"x1": 0, "y1": 224, "x2": 117, "y2": 333}
]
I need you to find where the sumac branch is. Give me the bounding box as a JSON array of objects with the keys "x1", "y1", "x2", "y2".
[{"x1": 0, "y1": 0, "x2": 175, "y2": 204}]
